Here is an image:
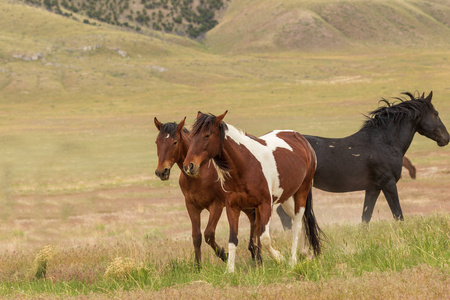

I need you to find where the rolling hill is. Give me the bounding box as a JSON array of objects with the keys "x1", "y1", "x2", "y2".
[
  {"x1": 1, "y1": 0, "x2": 450, "y2": 193},
  {"x1": 205, "y1": 0, "x2": 450, "y2": 53}
]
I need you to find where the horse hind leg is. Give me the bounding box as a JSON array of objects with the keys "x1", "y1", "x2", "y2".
[{"x1": 281, "y1": 196, "x2": 305, "y2": 266}]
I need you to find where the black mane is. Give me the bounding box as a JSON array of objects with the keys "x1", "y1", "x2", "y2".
[
  {"x1": 192, "y1": 113, "x2": 229, "y2": 171},
  {"x1": 362, "y1": 92, "x2": 434, "y2": 129},
  {"x1": 160, "y1": 122, "x2": 189, "y2": 137}
]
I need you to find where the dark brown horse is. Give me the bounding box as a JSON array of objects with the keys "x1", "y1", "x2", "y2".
[
  {"x1": 183, "y1": 111, "x2": 322, "y2": 272},
  {"x1": 154, "y1": 117, "x2": 256, "y2": 268},
  {"x1": 277, "y1": 92, "x2": 448, "y2": 225}
]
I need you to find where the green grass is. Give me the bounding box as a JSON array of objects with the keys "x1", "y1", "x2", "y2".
[{"x1": 0, "y1": 214, "x2": 448, "y2": 298}]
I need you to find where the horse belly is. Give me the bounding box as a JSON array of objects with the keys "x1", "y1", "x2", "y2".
[
  {"x1": 313, "y1": 166, "x2": 371, "y2": 192},
  {"x1": 273, "y1": 151, "x2": 309, "y2": 201}
]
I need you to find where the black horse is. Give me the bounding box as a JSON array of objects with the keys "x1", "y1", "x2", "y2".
[{"x1": 278, "y1": 92, "x2": 449, "y2": 225}]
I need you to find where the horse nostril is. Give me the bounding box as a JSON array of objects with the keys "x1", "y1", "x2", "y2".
[
  {"x1": 189, "y1": 163, "x2": 194, "y2": 171},
  {"x1": 163, "y1": 168, "x2": 170, "y2": 174}
]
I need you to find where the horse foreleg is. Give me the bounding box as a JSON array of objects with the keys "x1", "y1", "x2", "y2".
[
  {"x1": 382, "y1": 180, "x2": 404, "y2": 221},
  {"x1": 362, "y1": 187, "x2": 381, "y2": 223},
  {"x1": 204, "y1": 201, "x2": 227, "y2": 262},
  {"x1": 402, "y1": 156, "x2": 416, "y2": 179},
  {"x1": 186, "y1": 201, "x2": 202, "y2": 269},
  {"x1": 226, "y1": 205, "x2": 240, "y2": 273},
  {"x1": 259, "y1": 203, "x2": 282, "y2": 263}
]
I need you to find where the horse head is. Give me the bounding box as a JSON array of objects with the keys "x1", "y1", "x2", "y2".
[
  {"x1": 154, "y1": 117, "x2": 186, "y2": 180},
  {"x1": 416, "y1": 92, "x2": 449, "y2": 147},
  {"x1": 183, "y1": 111, "x2": 228, "y2": 176}
]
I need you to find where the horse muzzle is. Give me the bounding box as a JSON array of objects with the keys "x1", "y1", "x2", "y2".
[
  {"x1": 183, "y1": 162, "x2": 199, "y2": 176},
  {"x1": 436, "y1": 128, "x2": 450, "y2": 147},
  {"x1": 155, "y1": 168, "x2": 171, "y2": 180}
]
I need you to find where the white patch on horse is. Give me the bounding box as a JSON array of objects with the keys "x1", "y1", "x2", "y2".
[
  {"x1": 225, "y1": 125, "x2": 293, "y2": 202},
  {"x1": 165, "y1": 134, "x2": 170, "y2": 139}
]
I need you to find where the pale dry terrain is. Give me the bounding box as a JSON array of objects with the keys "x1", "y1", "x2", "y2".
[{"x1": 2, "y1": 158, "x2": 448, "y2": 254}]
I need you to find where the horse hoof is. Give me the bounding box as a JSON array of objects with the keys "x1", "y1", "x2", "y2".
[{"x1": 272, "y1": 250, "x2": 284, "y2": 263}]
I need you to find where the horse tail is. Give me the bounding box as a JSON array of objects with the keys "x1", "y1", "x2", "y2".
[{"x1": 303, "y1": 188, "x2": 324, "y2": 256}]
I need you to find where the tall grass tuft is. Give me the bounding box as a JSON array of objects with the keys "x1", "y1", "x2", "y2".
[{"x1": 32, "y1": 245, "x2": 56, "y2": 280}]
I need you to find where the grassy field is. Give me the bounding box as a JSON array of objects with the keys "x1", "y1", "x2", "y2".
[
  {"x1": 1, "y1": 0, "x2": 450, "y2": 298},
  {"x1": 0, "y1": 214, "x2": 448, "y2": 298}
]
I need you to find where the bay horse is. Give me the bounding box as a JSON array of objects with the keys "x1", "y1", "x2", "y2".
[
  {"x1": 402, "y1": 156, "x2": 416, "y2": 179},
  {"x1": 154, "y1": 117, "x2": 257, "y2": 268},
  {"x1": 183, "y1": 111, "x2": 322, "y2": 272},
  {"x1": 277, "y1": 91, "x2": 449, "y2": 225}
]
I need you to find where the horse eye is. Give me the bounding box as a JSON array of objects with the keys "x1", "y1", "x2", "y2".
[
  {"x1": 205, "y1": 134, "x2": 211, "y2": 139},
  {"x1": 173, "y1": 141, "x2": 178, "y2": 145}
]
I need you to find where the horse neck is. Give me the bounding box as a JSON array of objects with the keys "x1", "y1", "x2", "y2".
[
  {"x1": 381, "y1": 119, "x2": 418, "y2": 155},
  {"x1": 218, "y1": 125, "x2": 253, "y2": 179},
  {"x1": 175, "y1": 132, "x2": 191, "y2": 170}
]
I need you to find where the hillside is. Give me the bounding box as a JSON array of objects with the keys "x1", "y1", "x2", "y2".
[
  {"x1": 21, "y1": 0, "x2": 229, "y2": 38},
  {"x1": 205, "y1": 0, "x2": 450, "y2": 53},
  {"x1": 1, "y1": 0, "x2": 450, "y2": 192}
]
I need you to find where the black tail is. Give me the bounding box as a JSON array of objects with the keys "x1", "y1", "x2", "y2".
[{"x1": 303, "y1": 188, "x2": 323, "y2": 256}]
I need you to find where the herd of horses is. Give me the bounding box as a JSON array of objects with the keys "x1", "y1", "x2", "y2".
[{"x1": 154, "y1": 92, "x2": 449, "y2": 272}]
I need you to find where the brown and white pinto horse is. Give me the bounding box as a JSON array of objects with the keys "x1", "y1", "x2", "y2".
[
  {"x1": 183, "y1": 111, "x2": 322, "y2": 272},
  {"x1": 154, "y1": 117, "x2": 256, "y2": 268}
]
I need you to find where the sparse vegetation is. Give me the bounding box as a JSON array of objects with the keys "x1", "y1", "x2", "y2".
[{"x1": 22, "y1": 0, "x2": 228, "y2": 38}]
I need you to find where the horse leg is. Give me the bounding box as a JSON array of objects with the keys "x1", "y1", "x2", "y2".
[
  {"x1": 226, "y1": 205, "x2": 240, "y2": 273},
  {"x1": 402, "y1": 156, "x2": 416, "y2": 179},
  {"x1": 280, "y1": 197, "x2": 302, "y2": 265},
  {"x1": 204, "y1": 201, "x2": 227, "y2": 262},
  {"x1": 382, "y1": 180, "x2": 404, "y2": 221},
  {"x1": 276, "y1": 205, "x2": 292, "y2": 230},
  {"x1": 258, "y1": 202, "x2": 283, "y2": 263},
  {"x1": 362, "y1": 187, "x2": 381, "y2": 223},
  {"x1": 185, "y1": 201, "x2": 202, "y2": 268},
  {"x1": 242, "y1": 208, "x2": 257, "y2": 262},
  {"x1": 290, "y1": 187, "x2": 311, "y2": 266}
]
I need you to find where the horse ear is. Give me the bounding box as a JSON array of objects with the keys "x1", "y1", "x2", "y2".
[
  {"x1": 425, "y1": 91, "x2": 433, "y2": 102},
  {"x1": 197, "y1": 111, "x2": 203, "y2": 119},
  {"x1": 215, "y1": 110, "x2": 228, "y2": 125},
  {"x1": 154, "y1": 117, "x2": 162, "y2": 130},
  {"x1": 421, "y1": 92, "x2": 425, "y2": 99},
  {"x1": 176, "y1": 117, "x2": 186, "y2": 136}
]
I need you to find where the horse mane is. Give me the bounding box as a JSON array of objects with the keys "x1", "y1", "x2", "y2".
[
  {"x1": 160, "y1": 122, "x2": 190, "y2": 138},
  {"x1": 361, "y1": 92, "x2": 434, "y2": 129},
  {"x1": 192, "y1": 113, "x2": 230, "y2": 173}
]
